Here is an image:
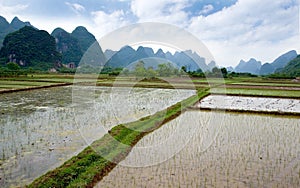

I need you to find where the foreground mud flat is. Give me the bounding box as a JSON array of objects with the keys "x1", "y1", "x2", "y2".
[
  {"x1": 96, "y1": 111, "x2": 300, "y2": 187},
  {"x1": 197, "y1": 95, "x2": 300, "y2": 114}
]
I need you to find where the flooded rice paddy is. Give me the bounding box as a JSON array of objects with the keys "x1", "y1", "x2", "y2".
[
  {"x1": 1, "y1": 87, "x2": 299, "y2": 188},
  {"x1": 197, "y1": 95, "x2": 300, "y2": 114},
  {"x1": 0, "y1": 86, "x2": 195, "y2": 187},
  {"x1": 96, "y1": 111, "x2": 300, "y2": 187}
]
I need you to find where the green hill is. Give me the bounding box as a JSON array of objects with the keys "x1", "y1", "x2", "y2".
[
  {"x1": 51, "y1": 26, "x2": 102, "y2": 67},
  {"x1": 0, "y1": 16, "x2": 32, "y2": 48},
  {"x1": 71, "y1": 26, "x2": 96, "y2": 53},
  {"x1": 0, "y1": 26, "x2": 61, "y2": 70},
  {"x1": 51, "y1": 28, "x2": 82, "y2": 66},
  {"x1": 278, "y1": 55, "x2": 300, "y2": 77}
]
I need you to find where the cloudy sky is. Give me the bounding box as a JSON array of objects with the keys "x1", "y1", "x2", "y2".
[{"x1": 0, "y1": 0, "x2": 299, "y2": 67}]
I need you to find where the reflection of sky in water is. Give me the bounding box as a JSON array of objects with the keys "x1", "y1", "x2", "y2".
[
  {"x1": 0, "y1": 86, "x2": 195, "y2": 187},
  {"x1": 0, "y1": 87, "x2": 73, "y2": 117},
  {"x1": 198, "y1": 95, "x2": 300, "y2": 113},
  {"x1": 97, "y1": 111, "x2": 300, "y2": 188}
]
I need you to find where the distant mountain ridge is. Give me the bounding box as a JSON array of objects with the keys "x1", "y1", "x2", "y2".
[
  {"x1": 104, "y1": 46, "x2": 212, "y2": 71},
  {"x1": 10, "y1": 17, "x2": 32, "y2": 30},
  {"x1": 233, "y1": 50, "x2": 298, "y2": 75},
  {"x1": 234, "y1": 58, "x2": 262, "y2": 75},
  {"x1": 272, "y1": 50, "x2": 297, "y2": 70},
  {"x1": 0, "y1": 15, "x2": 299, "y2": 75},
  {"x1": 0, "y1": 16, "x2": 32, "y2": 47},
  {"x1": 51, "y1": 26, "x2": 103, "y2": 66}
]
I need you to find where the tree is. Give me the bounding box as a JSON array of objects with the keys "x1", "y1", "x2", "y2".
[
  {"x1": 212, "y1": 67, "x2": 219, "y2": 74},
  {"x1": 181, "y1": 66, "x2": 187, "y2": 73},
  {"x1": 205, "y1": 67, "x2": 224, "y2": 78},
  {"x1": 134, "y1": 61, "x2": 147, "y2": 77},
  {"x1": 196, "y1": 68, "x2": 203, "y2": 73},
  {"x1": 187, "y1": 68, "x2": 205, "y2": 78},
  {"x1": 146, "y1": 66, "x2": 158, "y2": 79},
  {"x1": 173, "y1": 68, "x2": 179, "y2": 76},
  {"x1": 221, "y1": 67, "x2": 228, "y2": 78},
  {"x1": 121, "y1": 68, "x2": 130, "y2": 76},
  {"x1": 6, "y1": 62, "x2": 20, "y2": 70},
  {"x1": 158, "y1": 63, "x2": 173, "y2": 77}
]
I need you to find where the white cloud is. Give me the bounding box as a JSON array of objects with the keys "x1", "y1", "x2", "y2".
[
  {"x1": 204, "y1": 35, "x2": 300, "y2": 67},
  {"x1": 187, "y1": 0, "x2": 300, "y2": 67},
  {"x1": 0, "y1": 2, "x2": 28, "y2": 21},
  {"x1": 1, "y1": 0, "x2": 298, "y2": 67},
  {"x1": 130, "y1": 0, "x2": 190, "y2": 27},
  {"x1": 91, "y1": 10, "x2": 130, "y2": 38},
  {"x1": 26, "y1": 16, "x2": 90, "y2": 33},
  {"x1": 199, "y1": 4, "x2": 214, "y2": 15},
  {"x1": 65, "y1": 2, "x2": 86, "y2": 15}
]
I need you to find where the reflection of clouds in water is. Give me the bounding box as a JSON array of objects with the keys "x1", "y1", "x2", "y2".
[
  {"x1": 0, "y1": 86, "x2": 73, "y2": 117},
  {"x1": 91, "y1": 87, "x2": 195, "y2": 128},
  {"x1": 120, "y1": 111, "x2": 224, "y2": 167},
  {"x1": 198, "y1": 95, "x2": 300, "y2": 113},
  {"x1": 1, "y1": 86, "x2": 195, "y2": 187},
  {"x1": 97, "y1": 112, "x2": 300, "y2": 188}
]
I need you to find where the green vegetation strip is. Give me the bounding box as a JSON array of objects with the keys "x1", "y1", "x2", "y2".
[{"x1": 28, "y1": 89, "x2": 209, "y2": 188}]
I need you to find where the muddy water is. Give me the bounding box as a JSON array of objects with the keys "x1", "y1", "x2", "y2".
[
  {"x1": 96, "y1": 111, "x2": 300, "y2": 187},
  {"x1": 0, "y1": 86, "x2": 195, "y2": 187},
  {"x1": 198, "y1": 95, "x2": 300, "y2": 113}
]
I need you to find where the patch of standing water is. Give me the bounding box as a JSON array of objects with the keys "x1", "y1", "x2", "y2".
[
  {"x1": 0, "y1": 86, "x2": 195, "y2": 187},
  {"x1": 197, "y1": 95, "x2": 300, "y2": 113},
  {"x1": 96, "y1": 111, "x2": 300, "y2": 187}
]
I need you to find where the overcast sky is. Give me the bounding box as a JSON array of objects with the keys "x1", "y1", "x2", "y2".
[{"x1": 0, "y1": 0, "x2": 299, "y2": 67}]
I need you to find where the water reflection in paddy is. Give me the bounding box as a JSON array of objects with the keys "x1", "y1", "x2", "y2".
[
  {"x1": 97, "y1": 111, "x2": 300, "y2": 187},
  {"x1": 0, "y1": 86, "x2": 195, "y2": 187},
  {"x1": 198, "y1": 95, "x2": 300, "y2": 113}
]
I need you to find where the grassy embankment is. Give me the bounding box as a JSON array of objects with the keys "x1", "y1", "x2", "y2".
[{"x1": 28, "y1": 89, "x2": 209, "y2": 188}]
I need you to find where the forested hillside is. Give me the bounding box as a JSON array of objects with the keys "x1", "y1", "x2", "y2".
[{"x1": 0, "y1": 26, "x2": 61, "y2": 70}]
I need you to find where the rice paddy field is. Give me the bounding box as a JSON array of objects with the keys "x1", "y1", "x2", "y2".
[
  {"x1": 197, "y1": 95, "x2": 300, "y2": 114},
  {"x1": 210, "y1": 88, "x2": 300, "y2": 98},
  {"x1": 96, "y1": 111, "x2": 300, "y2": 187},
  {"x1": 0, "y1": 85, "x2": 195, "y2": 187},
  {"x1": 0, "y1": 74, "x2": 299, "y2": 187}
]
